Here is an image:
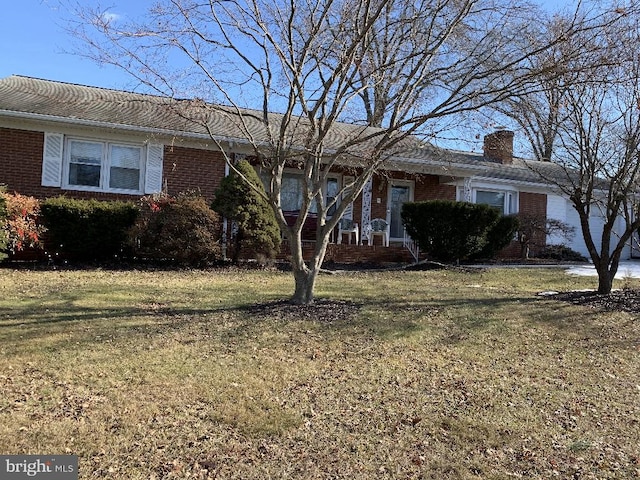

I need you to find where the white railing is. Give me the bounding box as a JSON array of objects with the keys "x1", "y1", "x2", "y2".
[{"x1": 403, "y1": 229, "x2": 420, "y2": 263}]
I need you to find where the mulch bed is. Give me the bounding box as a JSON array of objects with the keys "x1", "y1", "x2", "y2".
[
  {"x1": 245, "y1": 298, "x2": 362, "y2": 322},
  {"x1": 550, "y1": 288, "x2": 640, "y2": 313}
]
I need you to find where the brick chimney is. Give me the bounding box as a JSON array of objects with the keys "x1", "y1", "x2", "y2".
[{"x1": 483, "y1": 130, "x2": 514, "y2": 164}]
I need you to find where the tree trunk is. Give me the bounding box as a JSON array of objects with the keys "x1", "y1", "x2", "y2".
[
  {"x1": 288, "y1": 228, "x2": 330, "y2": 305},
  {"x1": 595, "y1": 260, "x2": 614, "y2": 294},
  {"x1": 292, "y1": 268, "x2": 317, "y2": 305}
]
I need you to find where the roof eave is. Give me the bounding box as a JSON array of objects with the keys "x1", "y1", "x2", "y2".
[{"x1": 0, "y1": 109, "x2": 253, "y2": 148}]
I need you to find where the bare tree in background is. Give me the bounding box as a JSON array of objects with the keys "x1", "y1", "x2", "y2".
[
  {"x1": 68, "y1": 0, "x2": 619, "y2": 303},
  {"x1": 497, "y1": 3, "x2": 640, "y2": 293}
]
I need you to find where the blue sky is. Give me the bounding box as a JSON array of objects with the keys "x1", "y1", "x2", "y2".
[
  {"x1": 3, "y1": 0, "x2": 568, "y2": 93},
  {"x1": 0, "y1": 0, "x2": 146, "y2": 91}
]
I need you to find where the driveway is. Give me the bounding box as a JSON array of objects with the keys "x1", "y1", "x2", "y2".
[{"x1": 565, "y1": 260, "x2": 640, "y2": 279}]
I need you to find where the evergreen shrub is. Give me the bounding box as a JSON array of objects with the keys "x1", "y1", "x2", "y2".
[
  {"x1": 402, "y1": 200, "x2": 518, "y2": 262},
  {"x1": 211, "y1": 160, "x2": 281, "y2": 264}
]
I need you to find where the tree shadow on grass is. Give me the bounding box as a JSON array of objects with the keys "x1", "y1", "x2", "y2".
[{"x1": 0, "y1": 288, "x2": 621, "y2": 353}]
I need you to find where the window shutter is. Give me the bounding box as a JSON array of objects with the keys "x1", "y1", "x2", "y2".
[
  {"x1": 41, "y1": 133, "x2": 64, "y2": 187},
  {"x1": 342, "y1": 175, "x2": 354, "y2": 220},
  {"x1": 144, "y1": 144, "x2": 164, "y2": 194}
]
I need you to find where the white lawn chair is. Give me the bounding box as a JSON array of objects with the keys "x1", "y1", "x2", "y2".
[
  {"x1": 369, "y1": 218, "x2": 389, "y2": 246},
  {"x1": 337, "y1": 218, "x2": 359, "y2": 245}
]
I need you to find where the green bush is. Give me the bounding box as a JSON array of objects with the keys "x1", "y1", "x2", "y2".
[
  {"x1": 0, "y1": 187, "x2": 8, "y2": 261},
  {"x1": 129, "y1": 192, "x2": 221, "y2": 266},
  {"x1": 478, "y1": 214, "x2": 520, "y2": 259},
  {"x1": 40, "y1": 197, "x2": 139, "y2": 262},
  {"x1": 211, "y1": 160, "x2": 281, "y2": 264},
  {"x1": 402, "y1": 200, "x2": 517, "y2": 262}
]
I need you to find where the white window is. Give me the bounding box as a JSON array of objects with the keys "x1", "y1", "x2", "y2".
[
  {"x1": 65, "y1": 139, "x2": 143, "y2": 193},
  {"x1": 110, "y1": 144, "x2": 143, "y2": 190},
  {"x1": 264, "y1": 170, "x2": 341, "y2": 214},
  {"x1": 280, "y1": 172, "x2": 304, "y2": 211},
  {"x1": 326, "y1": 176, "x2": 340, "y2": 216},
  {"x1": 42, "y1": 133, "x2": 164, "y2": 194},
  {"x1": 474, "y1": 189, "x2": 518, "y2": 215}
]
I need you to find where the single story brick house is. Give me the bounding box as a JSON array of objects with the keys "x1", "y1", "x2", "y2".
[{"x1": 0, "y1": 75, "x2": 628, "y2": 261}]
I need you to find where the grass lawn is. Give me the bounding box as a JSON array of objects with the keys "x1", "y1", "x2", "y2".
[{"x1": 0, "y1": 266, "x2": 639, "y2": 479}]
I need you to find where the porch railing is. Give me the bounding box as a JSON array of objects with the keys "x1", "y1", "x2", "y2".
[{"x1": 403, "y1": 229, "x2": 420, "y2": 263}]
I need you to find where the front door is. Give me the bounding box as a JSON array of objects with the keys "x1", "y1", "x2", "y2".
[{"x1": 388, "y1": 182, "x2": 413, "y2": 240}]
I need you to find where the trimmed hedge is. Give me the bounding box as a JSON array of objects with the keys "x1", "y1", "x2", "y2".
[
  {"x1": 40, "y1": 197, "x2": 139, "y2": 262},
  {"x1": 402, "y1": 200, "x2": 519, "y2": 262}
]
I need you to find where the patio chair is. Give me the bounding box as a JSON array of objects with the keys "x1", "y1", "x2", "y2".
[
  {"x1": 368, "y1": 218, "x2": 389, "y2": 247},
  {"x1": 337, "y1": 218, "x2": 359, "y2": 245}
]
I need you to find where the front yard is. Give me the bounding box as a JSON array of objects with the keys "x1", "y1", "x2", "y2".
[{"x1": 0, "y1": 267, "x2": 639, "y2": 479}]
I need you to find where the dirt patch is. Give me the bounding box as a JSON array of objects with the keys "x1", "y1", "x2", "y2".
[
  {"x1": 550, "y1": 288, "x2": 640, "y2": 313},
  {"x1": 245, "y1": 299, "x2": 362, "y2": 322}
]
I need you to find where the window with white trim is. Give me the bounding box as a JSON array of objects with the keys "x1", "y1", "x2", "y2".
[
  {"x1": 42, "y1": 133, "x2": 164, "y2": 194},
  {"x1": 65, "y1": 138, "x2": 143, "y2": 193},
  {"x1": 474, "y1": 189, "x2": 518, "y2": 215},
  {"x1": 262, "y1": 170, "x2": 341, "y2": 214}
]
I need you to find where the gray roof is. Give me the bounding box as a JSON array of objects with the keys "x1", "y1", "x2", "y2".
[{"x1": 0, "y1": 75, "x2": 567, "y2": 187}]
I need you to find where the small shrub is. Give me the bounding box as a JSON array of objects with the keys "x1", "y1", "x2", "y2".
[
  {"x1": 129, "y1": 192, "x2": 221, "y2": 266},
  {"x1": 538, "y1": 244, "x2": 587, "y2": 262},
  {"x1": 40, "y1": 197, "x2": 139, "y2": 262},
  {"x1": 0, "y1": 190, "x2": 46, "y2": 256},
  {"x1": 211, "y1": 160, "x2": 281, "y2": 264}
]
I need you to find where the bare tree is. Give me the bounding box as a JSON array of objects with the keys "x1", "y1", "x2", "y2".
[
  {"x1": 68, "y1": 0, "x2": 618, "y2": 303},
  {"x1": 496, "y1": 2, "x2": 640, "y2": 294}
]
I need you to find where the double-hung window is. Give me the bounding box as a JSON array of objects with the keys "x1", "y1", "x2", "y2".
[
  {"x1": 273, "y1": 171, "x2": 341, "y2": 214},
  {"x1": 42, "y1": 133, "x2": 163, "y2": 194},
  {"x1": 280, "y1": 173, "x2": 305, "y2": 211},
  {"x1": 65, "y1": 139, "x2": 143, "y2": 193}
]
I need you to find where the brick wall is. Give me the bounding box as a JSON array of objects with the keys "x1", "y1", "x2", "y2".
[
  {"x1": 278, "y1": 241, "x2": 414, "y2": 264},
  {"x1": 498, "y1": 191, "x2": 548, "y2": 259},
  {"x1": 0, "y1": 128, "x2": 53, "y2": 198},
  {"x1": 368, "y1": 172, "x2": 456, "y2": 220},
  {"x1": 519, "y1": 191, "x2": 547, "y2": 218},
  {"x1": 414, "y1": 174, "x2": 456, "y2": 202},
  {"x1": 163, "y1": 145, "x2": 226, "y2": 201},
  {"x1": 0, "y1": 127, "x2": 227, "y2": 202}
]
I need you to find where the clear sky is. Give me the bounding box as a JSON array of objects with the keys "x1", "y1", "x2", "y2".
[
  {"x1": 0, "y1": 0, "x2": 147, "y2": 91},
  {"x1": 2, "y1": 0, "x2": 569, "y2": 93}
]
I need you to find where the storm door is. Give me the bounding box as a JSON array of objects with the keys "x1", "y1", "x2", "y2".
[{"x1": 387, "y1": 181, "x2": 413, "y2": 240}]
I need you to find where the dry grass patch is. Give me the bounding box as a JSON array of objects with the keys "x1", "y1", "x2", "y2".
[{"x1": 0, "y1": 267, "x2": 639, "y2": 478}]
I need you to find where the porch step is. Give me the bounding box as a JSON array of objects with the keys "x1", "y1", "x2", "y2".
[{"x1": 278, "y1": 242, "x2": 415, "y2": 264}]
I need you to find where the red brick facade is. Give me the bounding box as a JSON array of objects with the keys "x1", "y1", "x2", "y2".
[
  {"x1": 365, "y1": 172, "x2": 456, "y2": 221},
  {"x1": 0, "y1": 128, "x2": 50, "y2": 199},
  {"x1": 499, "y1": 191, "x2": 548, "y2": 258},
  {"x1": 0, "y1": 127, "x2": 227, "y2": 202},
  {"x1": 163, "y1": 145, "x2": 226, "y2": 201},
  {"x1": 1, "y1": 125, "x2": 550, "y2": 262},
  {"x1": 519, "y1": 192, "x2": 547, "y2": 218}
]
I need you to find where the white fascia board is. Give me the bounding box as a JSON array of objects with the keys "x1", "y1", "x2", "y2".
[
  {"x1": 0, "y1": 109, "x2": 251, "y2": 149},
  {"x1": 468, "y1": 175, "x2": 555, "y2": 190},
  {"x1": 384, "y1": 158, "x2": 488, "y2": 178}
]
